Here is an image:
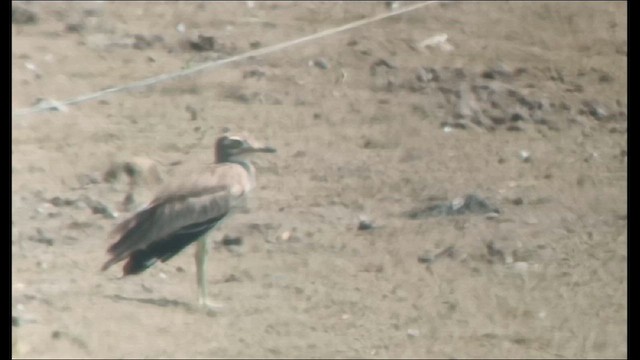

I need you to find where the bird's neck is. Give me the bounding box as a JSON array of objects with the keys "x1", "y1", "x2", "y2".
[{"x1": 227, "y1": 158, "x2": 257, "y2": 188}]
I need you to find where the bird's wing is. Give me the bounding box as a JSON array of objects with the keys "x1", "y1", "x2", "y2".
[
  {"x1": 102, "y1": 163, "x2": 252, "y2": 271},
  {"x1": 102, "y1": 184, "x2": 236, "y2": 270}
]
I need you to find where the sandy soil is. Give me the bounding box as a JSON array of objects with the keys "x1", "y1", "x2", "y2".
[{"x1": 12, "y1": 2, "x2": 627, "y2": 358}]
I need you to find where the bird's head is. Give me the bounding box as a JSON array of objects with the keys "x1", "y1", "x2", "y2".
[{"x1": 215, "y1": 134, "x2": 276, "y2": 163}]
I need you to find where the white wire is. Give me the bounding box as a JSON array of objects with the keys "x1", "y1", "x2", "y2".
[{"x1": 12, "y1": 1, "x2": 442, "y2": 118}]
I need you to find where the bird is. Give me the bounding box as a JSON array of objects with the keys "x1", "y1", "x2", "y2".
[{"x1": 101, "y1": 134, "x2": 276, "y2": 309}]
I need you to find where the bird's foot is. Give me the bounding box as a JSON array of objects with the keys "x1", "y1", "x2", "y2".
[{"x1": 198, "y1": 297, "x2": 225, "y2": 313}]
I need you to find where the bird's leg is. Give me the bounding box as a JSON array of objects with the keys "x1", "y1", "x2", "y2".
[{"x1": 195, "y1": 237, "x2": 223, "y2": 310}]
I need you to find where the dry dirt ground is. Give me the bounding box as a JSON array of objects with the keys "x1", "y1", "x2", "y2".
[{"x1": 12, "y1": 2, "x2": 627, "y2": 358}]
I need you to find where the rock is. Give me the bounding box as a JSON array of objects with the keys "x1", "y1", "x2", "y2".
[
  {"x1": 221, "y1": 235, "x2": 243, "y2": 247},
  {"x1": 407, "y1": 194, "x2": 500, "y2": 219},
  {"x1": 49, "y1": 196, "x2": 77, "y2": 207},
  {"x1": 67, "y1": 221, "x2": 100, "y2": 231},
  {"x1": 65, "y1": 23, "x2": 85, "y2": 33},
  {"x1": 132, "y1": 34, "x2": 163, "y2": 50},
  {"x1": 185, "y1": 104, "x2": 198, "y2": 121},
  {"x1": 598, "y1": 73, "x2": 613, "y2": 83},
  {"x1": 29, "y1": 228, "x2": 54, "y2": 246},
  {"x1": 243, "y1": 69, "x2": 266, "y2": 80},
  {"x1": 12, "y1": 5, "x2": 37, "y2": 25},
  {"x1": 385, "y1": 1, "x2": 400, "y2": 10},
  {"x1": 484, "y1": 108, "x2": 507, "y2": 125},
  {"x1": 418, "y1": 33, "x2": 454, "y2": 52},
  {"x1": 80, "y1": 196, "x2": 118, "y2": 219},
  {"x1": 509, "y1": 111, "x2": 527, "y2": 122},
  {"x1": 357, "y1": 215, "x2": 374, "y2": 231},
  {"x1": 582, "y1": 100, "x2": 609, "y2": 121},
  {"x1": 519, "y1": 150, "x2": 532, "y2": 163},
  {"x1": 482, "y1": 64, "x2": 512, "y2": 80},
  {"x1": 279, "y1": 231, "x2": 293, "y2": 242},
  {"x1": 441, "y1": 121, "x2": 467, "y2": 130},
  {"x1": 416, "y1": 67, "x2": 440, "y2": 83},
  {"x1": 418, "y1": 245, "x2": 456, "y2": 265},
  {"x1": 189, "y1": 34, "x2": 216, "y2": 52},
  {"x1": 418, "y1": 251, "x2": 435, "y2": 264},
  {"x1": 486, "y1": 241, "x2": 505, "y2": 264},
  {"x1": 310, "y1": 58, "x2": 330, "y2": 70}
]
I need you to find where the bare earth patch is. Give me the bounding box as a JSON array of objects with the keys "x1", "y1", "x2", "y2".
[{"x1": 12, "y1": 2, "x2": 626, "y2": 358}]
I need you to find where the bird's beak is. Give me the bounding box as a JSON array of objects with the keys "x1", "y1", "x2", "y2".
[
  {"x1": 242, "y1": 143, "x2": 276, "y2": 155},
  {"x1": 256, "y1": 145, "x2": 277, "y2": 154}
]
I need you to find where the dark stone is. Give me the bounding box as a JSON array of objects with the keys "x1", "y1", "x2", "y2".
[
  {"x1": 12, "y1": 5, "x2": 37, "y2": 25},
  {"x1": 222, "y1": 235, "x2": 243, "y2": 247},
  {"x1": 132, "y1": 34, "x2": 162, "y2": 50},
  {"x1": 357, "y1": 219, "x2": 374, "y2": 231},
  {"x1": 65, "y1": 23, "x2": 85, "y2": 33},
  {"x1": 81, "y1": 196, "x2": 117, "y2": 219},
  {"x1": 49, "y1": 196, "x2": 77, "y2": 207},
  {"x1": 406, "y1": 194, "x2": 500, "y2": 219},
  {"x1": 582, "y1": 100, "x2": 609, "y2": 120},
  {"x1": 29, "y1": 228, "x2": 54, "y2": 246},
  {"x1": 312, "y1": 58, "x2": 330, "y2": 70},
  {"x1": 243, "y1": 69, "x2": 266, "y2": 79},
  {"x1": 485, "y1": 241, "x2": 505, "y2": 264},
  {"x1": 482, "y1": 64, "x2": 511, "y2": 80},
  {"x1": 510, "y1": 112, "x2": 526, "y2": 122},
  {"x1": 189, "y1": 35, "x2": 216, "y2": 52}
]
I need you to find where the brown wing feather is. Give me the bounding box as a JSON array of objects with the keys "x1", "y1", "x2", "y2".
[{"x1": 102, "y1": 163, "x2": 251, "y2": 271}]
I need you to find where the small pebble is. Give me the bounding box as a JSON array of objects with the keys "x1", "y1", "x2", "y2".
[
  {"x1": 221, "y1": 235, "x2": 243, "y2": 246},
  {"x1": 357, "y1": 215, "x2": 374, "y2": 231},
  {"x1": 279, "y1": 231, "x2": 292, "y2": 242},
  {"x1": 519, "y1": 150, "x2": 532, "y2": 163},
  {"x1": 418, "y1": 251, "x2": 435, "y2": 264},
  {"x1": 310, "y1": 58, "x2": 330, "y2": 70},
  {"x1": 451, "y1": 197, "x2": 465, "y2": 211}
]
